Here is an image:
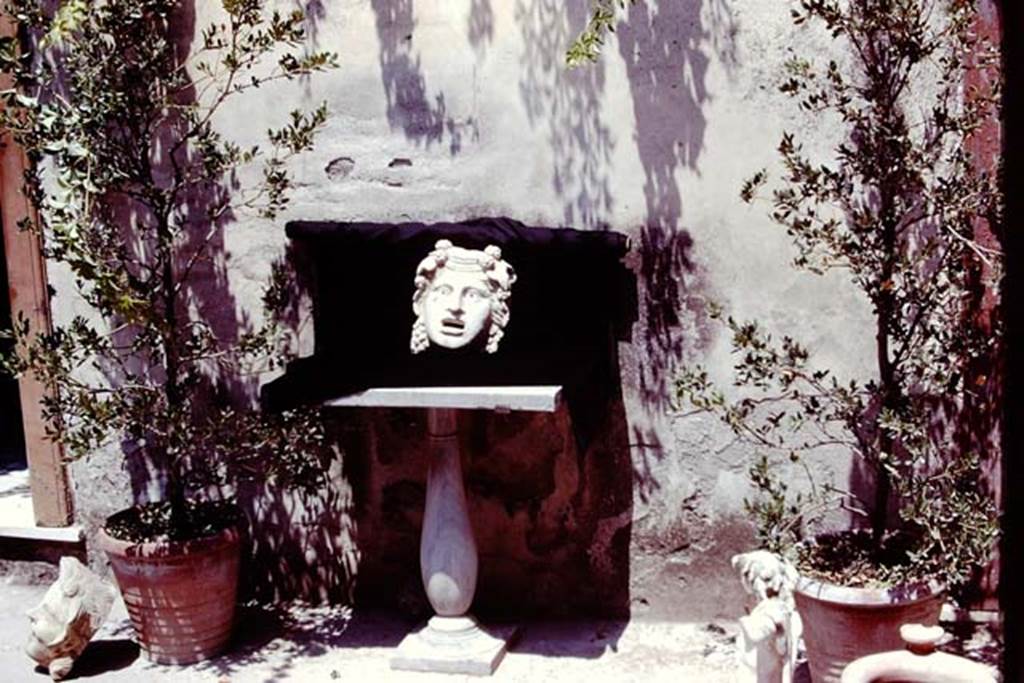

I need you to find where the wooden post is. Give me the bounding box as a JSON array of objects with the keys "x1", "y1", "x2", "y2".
[{"x1": 0, "y1": 15, "x2": 73, "y2": 527}]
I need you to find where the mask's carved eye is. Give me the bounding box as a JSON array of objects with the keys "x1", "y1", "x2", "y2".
[
  {"x1": 464, "y1": 288, "x2": 488, "y2": 302},
  {"x1": 431, "y1": 284, "x2": 453, "y2": 296}
]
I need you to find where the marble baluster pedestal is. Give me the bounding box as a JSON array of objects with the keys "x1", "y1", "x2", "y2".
[
  {"x1": 390, "y1": 407, "x2": 515, "y2": 675},
  {"x1": 324, "y1": 386, "x2": 562, "y2": 676}
]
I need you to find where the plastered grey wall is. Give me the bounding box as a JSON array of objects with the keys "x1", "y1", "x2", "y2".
[{"x1": 62, "y1": 0, "x2": 879, "y2": 620}]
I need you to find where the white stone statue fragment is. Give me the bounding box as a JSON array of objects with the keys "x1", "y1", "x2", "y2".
[
  {"x1": 841, "y1": 624, "x2": 998, "y2": 683},
  {"x1": 732, "y1": 550, "x2": 802, "y2": 683},
  {"x1": 411, "y1": 240, "x2": 516, "y2": 354},
  {"x1": 26, "y1": 556, "x2": 118, "y2": 680}
]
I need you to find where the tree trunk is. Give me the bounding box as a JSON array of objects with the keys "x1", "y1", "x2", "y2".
[{"x1": 157, "y1": 210, "x2": 186, "y2": 531}]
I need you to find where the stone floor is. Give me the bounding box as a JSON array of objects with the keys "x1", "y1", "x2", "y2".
[
  {"x1": 1, "y1": 580, "x2": 744, "y2": 682},
  {"x1": 0, "y1": 572, "x2": 1003, "y2": 682}
]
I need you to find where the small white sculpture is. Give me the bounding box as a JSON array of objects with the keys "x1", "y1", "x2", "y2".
[
  {"x1": 841, "y1": 624, "x2": 998, "y2": 683},
  {"x1": 26, "y1": 557, "x2": 117, "y2": 680},
  {"x1": 732, "y1": 550, "x2": 802, "y2": 683},
  {"x1": 410, "y1": 240, "x2": 516, "y2": 354}
]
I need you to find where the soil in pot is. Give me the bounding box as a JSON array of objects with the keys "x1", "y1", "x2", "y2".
[{"x1": 99, "y1": 500, "x2": 243, "y2": 665}]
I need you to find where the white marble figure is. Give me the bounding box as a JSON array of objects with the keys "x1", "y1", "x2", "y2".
[
  {"x1": 732, "y1": 550, "x2": 802, "y2": 683},
  {"x1": 411, "y1": 240, "x2": 516, "y2": 354},
  {"x1": 26, "y1": 557, "x2": 117, "y2": 680}
]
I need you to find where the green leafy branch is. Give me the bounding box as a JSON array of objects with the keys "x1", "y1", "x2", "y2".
[
  {"x1": 0, "y1": 0, "x2": 340, "y2": 531},
  {"x1": 565, "y1": 0, "x2": 638, "y2": 67}
]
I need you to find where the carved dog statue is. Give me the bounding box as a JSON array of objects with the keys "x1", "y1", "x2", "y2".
[{"x1": 732, "y1": 550, "x2": 802, "y2": 683}]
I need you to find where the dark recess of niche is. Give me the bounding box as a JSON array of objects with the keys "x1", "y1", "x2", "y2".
[{"x1": 0, "y1": 216, "x2": 27, "y2": 469}]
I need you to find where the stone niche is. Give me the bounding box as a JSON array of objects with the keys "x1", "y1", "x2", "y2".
[
  {"x1": 337, "y1": 401, "x2": 633, "y2": 618},
  {"x1": 261, "y1": 217, "x2": 636, "y2": 617}
]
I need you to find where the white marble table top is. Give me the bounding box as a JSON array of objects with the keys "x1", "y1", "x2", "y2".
[{"x1": 322, "y1": 386, "x2": 563, "y2": 413}]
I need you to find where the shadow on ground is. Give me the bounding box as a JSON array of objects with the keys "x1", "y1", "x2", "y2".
[
  {"x1": 61, "y1": 639, "x2": 140, "y2": 679},
  {"x1": 94, "y1": 603, "x2": 630, "y2": 681},
  {"x1": 94, "y1": 602, "x2": 357, "y2": 681},
  {"x1": 2, "y1": 577, "x2": 998, "y2": 683}
]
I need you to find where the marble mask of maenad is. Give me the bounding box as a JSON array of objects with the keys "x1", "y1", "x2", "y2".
[
  {"x1": 411, "y1": 240, "x2": 517, "y2": 354},
  {"x1": 26, "y1": 556, "x2": 117, "y2": 680}
]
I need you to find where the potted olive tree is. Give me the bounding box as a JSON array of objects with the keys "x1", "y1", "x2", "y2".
[
  {"x1": 0, "y1": 0, "x2": 336, "y2": 664},
  {"x1": 676, "y1": 1, "x2": 1000, "y2": 680}
]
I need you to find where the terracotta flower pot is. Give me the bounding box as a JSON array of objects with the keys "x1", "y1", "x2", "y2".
[
  {"x1": 98, "y1": 524, "x2": 241, "y2": 664},
  {"x1": 794, "y1": 575, "x2": 944, "y2": 683}
]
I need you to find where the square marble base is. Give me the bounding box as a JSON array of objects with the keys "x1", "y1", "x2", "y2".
[{"x1": 390, "y1": 616, "x2": 518, "y2": 676}]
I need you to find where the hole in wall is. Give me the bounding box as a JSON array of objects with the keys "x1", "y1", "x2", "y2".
[{"x1": 325, "y1": 157, "x2": 356, "y2": 180}]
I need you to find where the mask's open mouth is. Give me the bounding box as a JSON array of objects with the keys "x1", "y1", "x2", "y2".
[{"x1": 441, "y1": 318, "x2": 465, "y2": 336}]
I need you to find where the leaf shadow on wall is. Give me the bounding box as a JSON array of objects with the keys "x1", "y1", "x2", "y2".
[
  {"x1": 370, "y1": 0, "x2": 480, "y2": 155},
  {"x1": 517, "y1": 0, "x2": 614, "y2": 229},
  {"x1": 622, "y1": 0, "x2": 735, "y2": 502},
  {"x1": 468, "y1": 0, "x2": 495, "y2": 53},
  {"x1": 515, "y1": 0, "x2": 737, "y2": 502}
]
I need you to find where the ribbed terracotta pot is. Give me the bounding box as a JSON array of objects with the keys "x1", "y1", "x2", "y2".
[
  {"x1": 98, "y1": 523, "x2": 241, "y2": 665},
  {"x1": 794, "y1": 575, "x2": 944, "y2": 683}
]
